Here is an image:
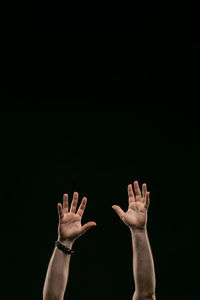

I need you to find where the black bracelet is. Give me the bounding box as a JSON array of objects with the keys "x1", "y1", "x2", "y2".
[{"x1": 55, "y1": 241, "x2": 75, "y2": 255}]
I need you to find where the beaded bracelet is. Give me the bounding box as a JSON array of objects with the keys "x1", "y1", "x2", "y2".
[{"x1": 55, "y1": 240, "x2": 75, "y2": 255}]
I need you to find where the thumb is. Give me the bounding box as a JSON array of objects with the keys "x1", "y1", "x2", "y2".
[
  {"x1": 112, "y1": 205, "x2": 125, "y2": 220},
  {"x1": 81, "y1": 221, "x2": 97, "y2": 235}
]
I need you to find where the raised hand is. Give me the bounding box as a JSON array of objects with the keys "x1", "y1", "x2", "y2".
[
  {"x1": 57, "y1": 192, "x2": 96, "y2": 243},
  {"x1": 112, "y1": 181, "x2": 150, "y2": 230}
]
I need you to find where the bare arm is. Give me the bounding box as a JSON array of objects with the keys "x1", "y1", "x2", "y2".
[
  {"x1": 131, "y1": 228, "x2": 156, "y2": 300},
  {"x1": 43, "y1": 192, "x2": 96, "y2": 300},
  {"x1": 112, "y1": 181, "x2": 156, "y2": 300},
  {"x1": 43, "y1": 239, "x2": 74, "y2": 300}
]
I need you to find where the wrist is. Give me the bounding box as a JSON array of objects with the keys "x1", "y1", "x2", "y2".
[
  {"x1": 130, "y1": 226, "x2": 147, "y2": 234},
  {"x1": 57, "y1": 237, "x2": 74, "y2": 249}
]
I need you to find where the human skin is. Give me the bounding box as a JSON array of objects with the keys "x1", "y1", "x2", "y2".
[
  {"x1": 112, "y1": 181, "x2": 156, "y2": 300},
  {"x1": 43, "y1": 181, "x2": 156, "y2": 300},
  {"x1": 43, "y1": 192, "x2": 96, "y2": 300}
]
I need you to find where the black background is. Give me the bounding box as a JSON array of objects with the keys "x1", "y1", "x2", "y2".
[{"x1": 1, "y1": 2, "x2": 200, "y2": 300}]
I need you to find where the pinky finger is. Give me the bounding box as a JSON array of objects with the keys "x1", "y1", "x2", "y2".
[
  {"x1": 57, "y1": 203, "x2": 64, "y2": 219},
  {"x1": 144, "y1": 192, "x2": 150, "y2": 209}
]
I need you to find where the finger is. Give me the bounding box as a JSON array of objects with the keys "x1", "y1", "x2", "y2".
[
  {"x1": 70, "y1": 192, "x2": 79, "y2": 213},
  {"x1": 134, "y1": 180, "x2": 141, "y2": 201},
  {"x1": 81, "y1": 221, "x2": 97, "y2": 235},
  {"x1": 144, "y1": 191, "x2": 150, "y2": 209},
  {"x1": 128, "y1": 184, "x2": 135, "y2": 206},
  {"x1": 63, "y1": 193, "x2": 69, "y2": 213},
  {"x1": 142, "y1": 183, "x2": 147, "y2": 202},
  {"x1": 112, "y1": 205, "x2": 125, "y2": 220},
  {"x1": 57, "y1": 203, "x2": 64, "y2": 219},
  {"x1": 77, "y1": 197, "x2": 87, "y2": 218}
]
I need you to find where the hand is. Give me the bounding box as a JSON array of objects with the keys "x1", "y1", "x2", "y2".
[
  {"x1": 57, "y1": 192, "x2": 97, "y2": 243},
  {"x1": 112, "y1": 181, "x2": 150, "y2": 230}
]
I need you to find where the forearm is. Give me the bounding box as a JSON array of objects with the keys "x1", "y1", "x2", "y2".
[
  {"x1": 43, "y1": 239, "x2": 74, "y2": 300},
  {"x1": 131, "y1": 228, "x2": 156, "y2": 299}
]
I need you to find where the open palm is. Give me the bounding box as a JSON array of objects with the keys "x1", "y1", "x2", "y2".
[
  {"x1": 112, "y1": 181, "x2": 150, "y2": 230},
  {"x1": 57, "y1": 192, "x2": 96, "y2": 242}
]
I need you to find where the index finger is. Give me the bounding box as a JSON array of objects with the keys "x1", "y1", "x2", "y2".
[
  {"x1": 63, "y1": 193, "x2": 69, "y2": 213},
  {"x1": 128, "y1": 184, "x2": 135, "y2": 206},
  {"x1": 77, "y1": 197, "x2": 87, "y2": 218}
]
